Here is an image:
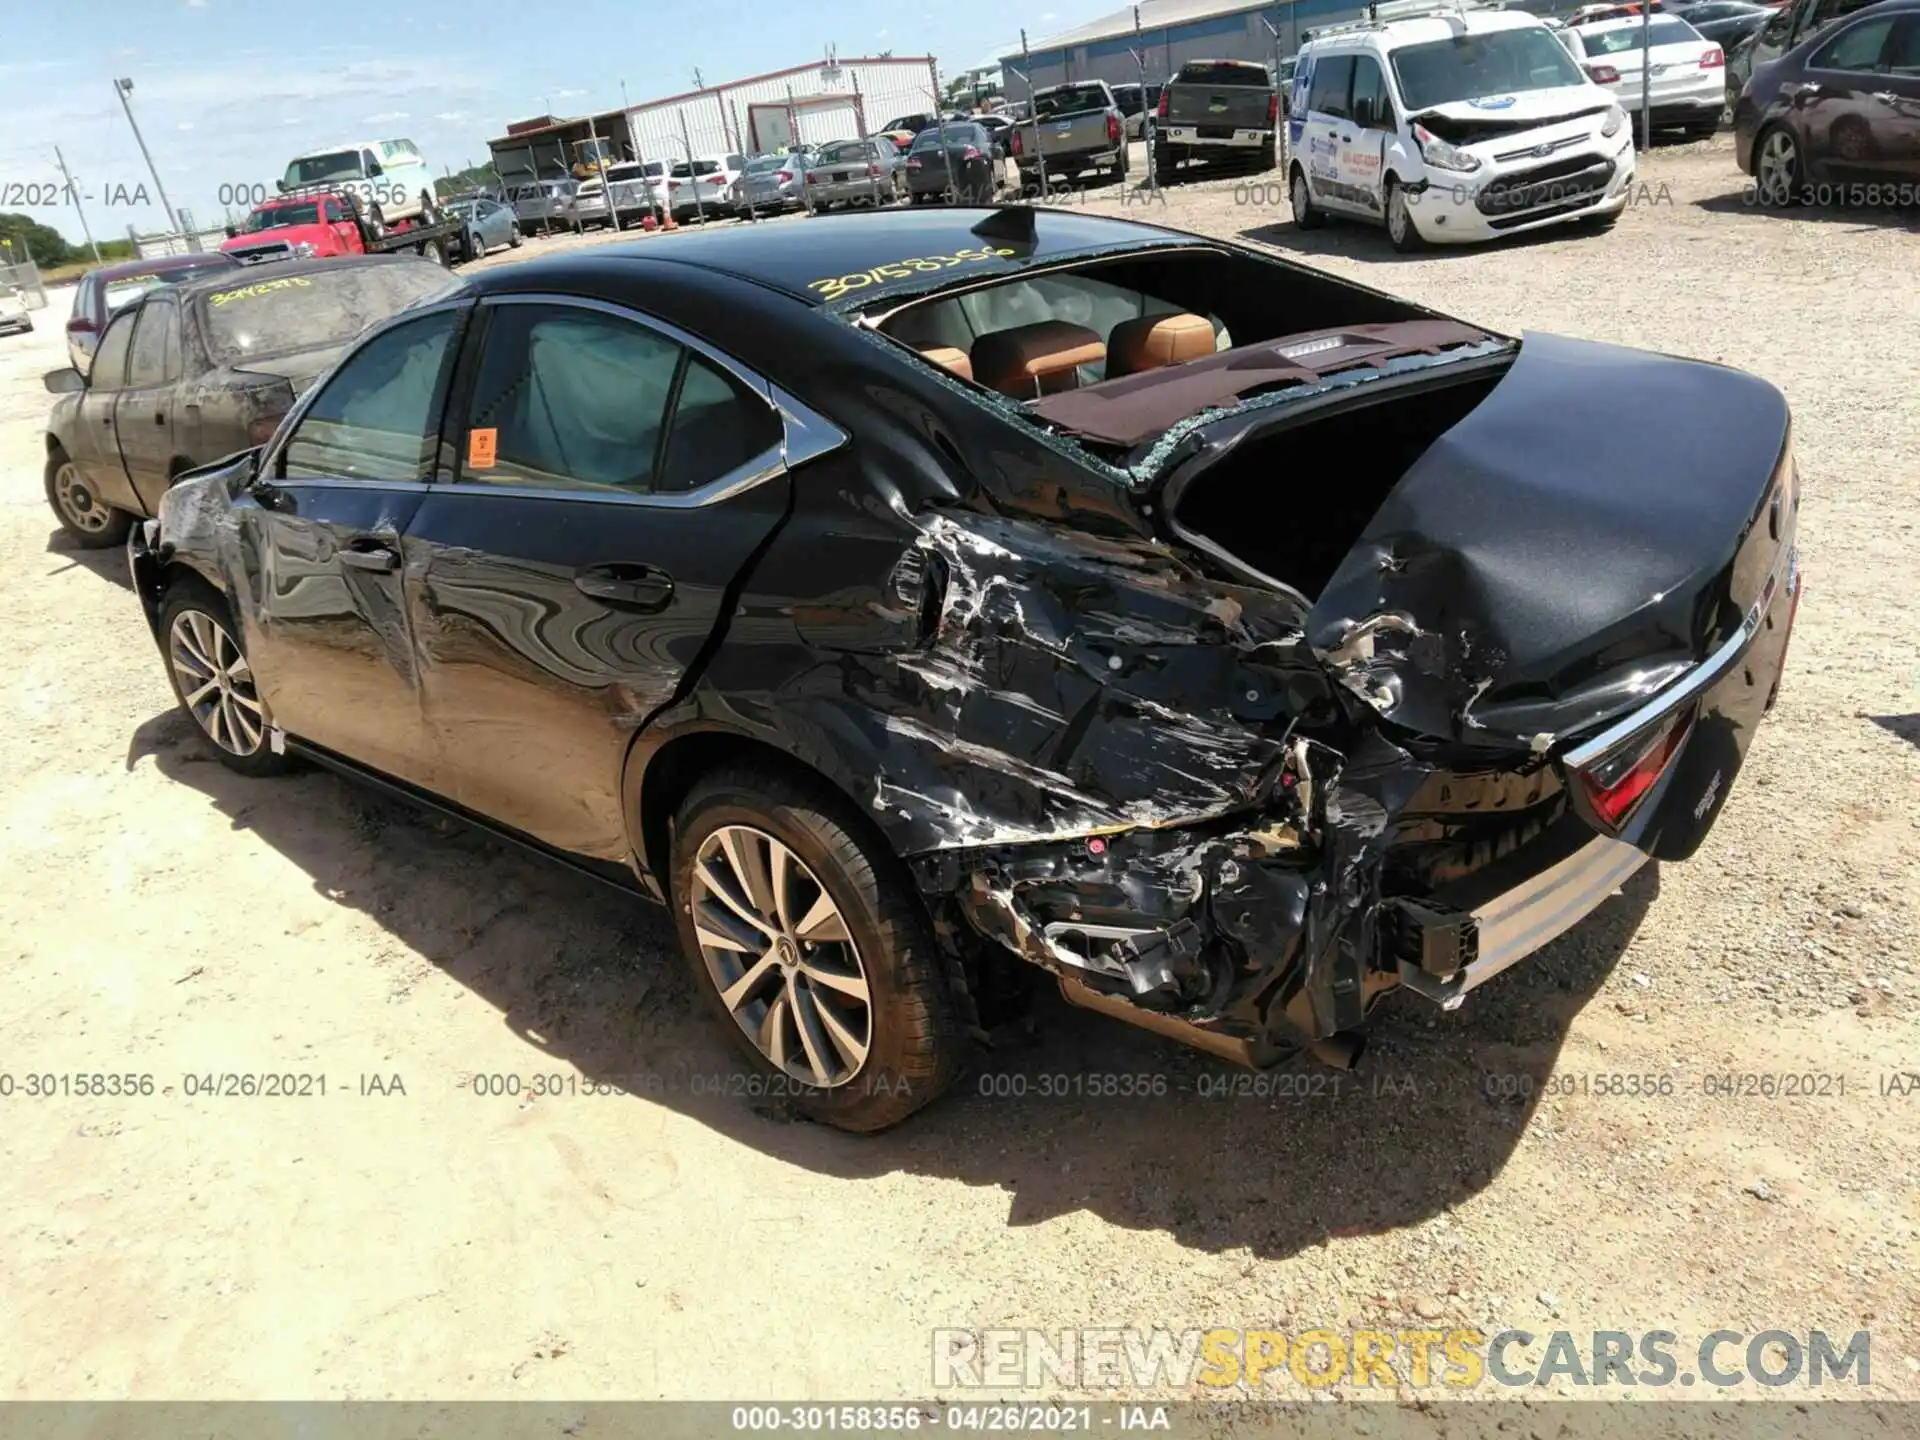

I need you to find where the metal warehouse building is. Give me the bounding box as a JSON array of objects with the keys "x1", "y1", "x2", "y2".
[
  {"x1": 1002, "y1": 0, "x2": 1373, "y2": 92},
  {"x1": 489, "y1": 54, "x2": 945, "y2": 183}
]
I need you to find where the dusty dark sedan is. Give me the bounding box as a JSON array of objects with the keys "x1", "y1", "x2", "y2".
[
  {"x1": 44, "y1": 255, "x2": 460, "y2": 547},
  {"x1": 129, "y1": 209, "x2": 1801, "y2": 1131},
  {"x1": 65, "y1": 252, "x2": 241, "y2": 375},
  {"x1": 904, "y1": 122, "x2": 1000, "y2": 203},
  {"x1": 1735, "y1": 0, "x2": 1920, "y2": 199}
]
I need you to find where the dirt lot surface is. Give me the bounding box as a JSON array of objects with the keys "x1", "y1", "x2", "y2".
[{"x1": 3, "y1": 134, "x2": 1916, "y2": 1404}]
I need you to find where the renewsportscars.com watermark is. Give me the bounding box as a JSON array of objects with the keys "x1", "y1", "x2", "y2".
[{"x1": 933, "y1": 1327, "x2": 1871, "y2": 1392}]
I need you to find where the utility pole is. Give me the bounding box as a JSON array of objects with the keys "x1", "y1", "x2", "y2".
[
  {"x1": 1638, "y1": 3, "x2": 1653, "y2": 151},
  {"x1": 52, "y1": 147, "x2": 104, "y2": 264},
  {"x1": 113, "y1": 77, "x2": 182, "y2": 236}
]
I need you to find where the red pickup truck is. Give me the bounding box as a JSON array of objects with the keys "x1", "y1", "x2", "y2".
[{"x1": 219, "y1": 188, "x2": 470, "y2": 267}]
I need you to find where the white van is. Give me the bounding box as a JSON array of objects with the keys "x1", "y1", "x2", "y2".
[
  {"x1": 280, "y1": 139, "x2": 438, "y2": 227},
  {"x1": 1288, "y1": 0, "x2": 1634, "y2": 249}
]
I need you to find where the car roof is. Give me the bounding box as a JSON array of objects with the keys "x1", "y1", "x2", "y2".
[
  {"x1": 1579, "y1": 12, "x2": 1697, "y2": 30},
  {"x1": 167, "y1": 254, "x2": 449, "y2": 302},
  {"x1": 1308, "y1": 10, "x2": 1546, "y2": 46},
  {"x1": 457, "y1": 206, "x2": 1203, "y2": 309},
  {"x1": 91, "y1": 253, "x2": 240, "y2": 282}
]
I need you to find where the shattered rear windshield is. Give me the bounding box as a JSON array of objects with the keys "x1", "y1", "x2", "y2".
[{"x1": 199, "y1": 264, "x2": 462, "y2": 365}]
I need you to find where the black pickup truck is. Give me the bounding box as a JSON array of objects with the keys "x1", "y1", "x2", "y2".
[{"x1": 1153, "y1": 58, "x2": 1279, "y2": 183}]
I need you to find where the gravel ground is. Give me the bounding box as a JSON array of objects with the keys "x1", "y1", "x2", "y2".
[{"x1": 1, "y1": 134, "x2": 1916, "y2": 1405}]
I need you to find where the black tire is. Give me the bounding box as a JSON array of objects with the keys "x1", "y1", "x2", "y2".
[
  {"x1": 418, "y1": 237, "x2": 447, "y2": 267},
  {"x1": 45, "y1": 445, "x2": 131, "y2": 548},
  {"x1": 157, "y1": 579, "x2": 291, "y2": 778},
  {"x1": 1259, "y1": 139, "x2": 1277, "y2": 173},
  {"x1": 507, "y1": 224, "x2": 523, "y2": 248},
  {"x1": 1384, "y1": 175, "x2": 1424, "y2": 253},
  {"x1": 366, "y1": 203, "x2": 386, "y2": 237},
  {"x1": 1290, "y1": 164, "x2": 1325, "y2": 230},
  {"x1": 419, "y1": 192, "x2": 441, "y2": 225},
  {"x1": 671, "y1": 766, "x2": 964, "y2": 1132}
]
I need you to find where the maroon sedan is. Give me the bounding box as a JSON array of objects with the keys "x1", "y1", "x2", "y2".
[{"x1": 66, "y1": 252, "x2": 240, "y2": 376}]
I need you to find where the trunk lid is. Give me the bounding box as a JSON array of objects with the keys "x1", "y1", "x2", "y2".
[{"x1": 1304, "y1": 331, "x2": 1791, "y2": 759}]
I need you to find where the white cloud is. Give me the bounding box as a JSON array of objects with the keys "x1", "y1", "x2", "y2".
[
  {"x1": 177, "y1": 121, "x2": 195, "y2": 130},
  {"x1": 364, "y1": 111, "x2": 411, "y2": 123},
  {"x1": 555, "y1": 88, "x2": 588, "y2": 98}
]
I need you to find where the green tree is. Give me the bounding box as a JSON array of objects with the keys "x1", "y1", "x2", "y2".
[{"x1": 0, "y1": 212, "x2": 72, "y2": 266}]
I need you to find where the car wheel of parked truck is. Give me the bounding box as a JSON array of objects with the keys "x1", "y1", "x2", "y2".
[
  {"x1": 159, "y1": 580, "x2": 290, "y2": 779},
  {"x1": 45, "y1": 447, "x2": 130, "y2": 549},
  {"x1": 670, "y1": 766, "x2": 964, "y2": 1132}
]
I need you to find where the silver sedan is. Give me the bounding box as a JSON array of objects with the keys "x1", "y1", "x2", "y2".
[
  {"x1": 802, "y1": 138, "x2": 906, "y2": 210},
  {"x1": 736, "y1": 152, "x2": 814, "y2": 218}
]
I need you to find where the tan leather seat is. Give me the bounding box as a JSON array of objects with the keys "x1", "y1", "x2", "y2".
[
  {"x1": 970, "y1": 320, "x2": 1106, "y2": 399},
  {"x1": 1106, "y1": 312, "x2": 1216, "y2": 377},
  {"x1": 914, "y1": 344, "x2": 974, "y2": 382}
]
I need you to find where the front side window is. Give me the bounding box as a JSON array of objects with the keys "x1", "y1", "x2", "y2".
[
  {"x1": 1351, "y1": 55, "x2": 1395, "y2": 130},
  {"x1": 1812, "y1": 16, "x2": 1893, "y2": 68},
  {"x1": 90, "y1": 309, "x2": 138, "y2": 390},
  {"x1": 280, "y1": 309, "x2": 459, "y2": 483},
  {"x1": 126, "y1": 301, "x2": 179, "y2": 387},
  {"x1": 1308, "y1": 54, "x2": 1355, "y2": 119},
  {"x1": 461, "y1": 303, "x2": 781, "y2": 496}
]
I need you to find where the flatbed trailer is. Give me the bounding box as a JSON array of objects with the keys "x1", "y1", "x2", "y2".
[{"x1": 221, "y1": 185, "x2": 480, "y2": 267}]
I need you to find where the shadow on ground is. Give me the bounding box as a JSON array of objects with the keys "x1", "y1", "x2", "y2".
[
  {"x1": 1869, "y1": 714, "x2": 1920, "y2": 750},
  {"x1": 129, "y1": 705, "x2": 1655, "y2": 1259},
  {"x1": 1694, "y1": 186, "x2": 1920, "y2": 230},
  {"x1": 44, "y1": 525, "x2": 134, "y2": 590}
]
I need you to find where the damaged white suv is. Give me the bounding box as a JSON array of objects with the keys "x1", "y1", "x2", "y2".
[{"x1": 1289, "y1": 0, "x2": 1635, "y2": 249}]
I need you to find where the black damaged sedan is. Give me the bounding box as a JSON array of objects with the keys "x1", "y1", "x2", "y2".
[{"x1": 130, "y1": 208, "x2": 1801, "y2": 1131}]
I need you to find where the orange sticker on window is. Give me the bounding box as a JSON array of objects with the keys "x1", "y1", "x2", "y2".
[{"x1": 467, "y1": 427, "x2": 498, "y2": 469}]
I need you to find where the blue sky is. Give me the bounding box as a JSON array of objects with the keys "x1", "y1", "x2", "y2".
[{"x1": 4, "y1": 0, "x2": 1107, "y2": 245}]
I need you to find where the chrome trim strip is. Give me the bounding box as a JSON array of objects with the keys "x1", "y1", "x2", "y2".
[
  {"x1": 1563, "y1": 537, "x2": 1799, "y2": 771},
  {"x1": 1450, "y1": 834, "x2": 1651, "y2": 1004}
]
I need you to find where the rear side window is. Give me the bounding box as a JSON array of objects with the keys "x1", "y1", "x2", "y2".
[
  {"x1": 1888, "y1": 16, "x2": 1920, "y2": 73},
  {"x1": 657, "y1": 357, "x2": 782, "y2": 494},
  {"x1": 90, "y1": 309, "x2": 138, "y2": 390},
  {"x1": 1308, "y1": 54, "x2": 1355, "y2": 118}
]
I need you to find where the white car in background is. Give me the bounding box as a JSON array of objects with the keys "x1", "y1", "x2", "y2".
[
  {"x1": 1288, "y1": 0, "x2": 1635, "y2": 250},
  {"x1": 1556, "y1": 14, "x2": 1726, "y2": 139},
  {"x1": 667, "y1": 154, "x2": 748, "y2": 219},
  {"x1": 280, "y1": 138, "x2": 439, "y2": 226},
  {"x1": 0, "y1": 285, "x2": 31, "y2": 337}
]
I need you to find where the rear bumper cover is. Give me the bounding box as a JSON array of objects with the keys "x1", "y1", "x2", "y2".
[{"x1": 1161, "y1": 125, "x2": 1269, "y2": 148}]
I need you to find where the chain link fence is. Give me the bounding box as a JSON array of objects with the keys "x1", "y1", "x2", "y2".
[{"x1": 0, "y1": 259, "x2": 48, "y2": 309}]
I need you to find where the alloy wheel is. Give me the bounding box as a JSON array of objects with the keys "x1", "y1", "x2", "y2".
[
  {"x1": 52, "y1": 462, "x2": 113, "y2": 535},
  {"x1": 688, "y1": 824, "x2": 873, "y2": 1088},
  {"x1": 1388, "y1": 186, "x2": 1413, "y2": 246},
  {"x1": 1756, "y1": 130, "x2": 1799, "y2": 203},
  {"x1": 168, "y1": 608, "x2": 265, "y2": 756}
]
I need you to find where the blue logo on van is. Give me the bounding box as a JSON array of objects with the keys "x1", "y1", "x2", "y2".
[{"x1": 1469, "y1": 94, "x2": 1518, "y2": 109}]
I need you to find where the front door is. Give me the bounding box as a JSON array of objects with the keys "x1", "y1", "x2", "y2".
[
  {"x1": 236, "y1": 303, "x2": 467, "y2": 789},
  {"x1": 403, "y1": 296, "x2": 796, "y2": 861},
  {"x1": 1875, "y1": 17, "x2": 1920, "y2": 177},
  {"x1": 113, "y1": 294, "x2": 182, "y2": 514},
  {"x1": 1344, "y1": 55, "x2": 1394, "y2": 218}
]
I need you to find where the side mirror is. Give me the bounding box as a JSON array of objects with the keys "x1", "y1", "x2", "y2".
[
  {"x1": 224, "y1": 224, "x2": 238, "y2": 238},
  {"x1": 44, "y1": 367, "x2": 85, "y2": 395},
  {"x1": 367, "y1": 161, "x2": 384, "y2": 176},
  {"x1": 275, "y1": 178, "x2": 288, "y2": 194}
]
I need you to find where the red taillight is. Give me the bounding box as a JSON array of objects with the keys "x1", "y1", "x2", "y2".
[
  {"x1": 248, "y1": 414, "x2": 282, "y2": 444},
  {"x1": 867, "y1": 163, "x2": 882, "y2": 176},
  {"x1": 1588, "y1": 64, "x2": 1622, "y2": 84},
  {"x1": 806, "y1": 171, "x2": 821, "y2": 183},
  {"x1": 1578, "y1": 711, "x2": 1694, "y2": 829},
  {"x1": 1267, "y1": 92, "x2": 1280, "y2": 125},
  {"x1": 669, "y1": 180, "x2": 682, "y2": 189},
  {"x1": 1106, "y1": 112, "x2": 1121, "y2": 146},
  {"x1": 1700, "y1": 46, "x2": 1725, "y2": 68},
  {"x1": 906, "y1": 156, "x2": 923, "y2": 168},
  {"x1": 66, "y1": 316, "x2": 97, "y2": 335},
  {"x1": 1011, "y1": 129, "x2": 1024, "y2": 155},
  {"x1": 1156, "y1": 90, "x2": 1169, "y2": 118},
  {"x1": 777, "y1": 171, "x2": 793, "y2": 183},
  {"x1": 962, "y1": 145, "x2": 984, "y2": 161}
]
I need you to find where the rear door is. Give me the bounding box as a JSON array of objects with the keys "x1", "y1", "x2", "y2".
[
  {"x1": 401, "y1": 295, "x2": 808, "y2": 860},
  {"x1": 1800, "y1": 13, "x2": 1917, "y2": 177},
  {"x1": 237, "y1": 302, "x2": 468, "y2": 790},
  {"x1": 112, "y1": 294, "x2": 182, "y2": 513}
]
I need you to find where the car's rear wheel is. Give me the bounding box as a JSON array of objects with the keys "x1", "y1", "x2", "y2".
[
  {"x1": 159, "y1": 581, "x2": 290, "y2": 777},
  {"x1": 46, "y1": 448, "x2": 131, "y2": 548},
  {"x1": 1754, "y1": 125, "x2": 1803, "y2": 205},
  {"x1": 418, "y1": 237, "x2": 447, "y2": 267},
  {"x1": 671, "y1": 766, "x2": 963, "y2": 1132},
  {"x1": 507, "y1": 224, "x2": 523, "y2": 248},
  {"x1": 1290, "y1": 165, "x2": 1324, "y2": 229}
]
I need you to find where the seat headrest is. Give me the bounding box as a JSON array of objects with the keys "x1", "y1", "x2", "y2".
[
  {"x1": 970, "y1": 320, "x2": 1106, "y2": 399},
  {"x1": 914, "y1": 343, "x2": 974, "y2": 382},
  {"x1": 1106, "y1": 312, "x2": 1216, "y2": 377}
]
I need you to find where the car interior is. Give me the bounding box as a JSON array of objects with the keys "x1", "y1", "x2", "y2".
[{"x1": 868, "y1": 247, "x2": 1496, "y2": 449}]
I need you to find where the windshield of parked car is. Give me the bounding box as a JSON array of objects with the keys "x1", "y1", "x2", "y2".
[
  {"x1": 671, "y1": 160, "x2": 723, "y2": 176},
  {"x1": 1173, "y1": 60, "x2": 1270, "y2": 85},
  {"x1": 1577, "y1": 17, "x2": 1703, "y2": 51},
  {"x1": 910, "y1": 124, "x2": 987, "y2": 151},
  {"x1": 1034, "y1": 84, "x2": 1109, "y2": 118},
  {"x1": 199, "y1": 264, "x2": 462, "y2": 365},
  {"x1": 241, "y1": 202, "x2": 324, "y2": 231},
  {"x1": 283, "y1": 150, "x2": 365, "y2": 186},
  {"x1": 1391, "y1": 28, "x2": 1590, "y2": 108}
]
